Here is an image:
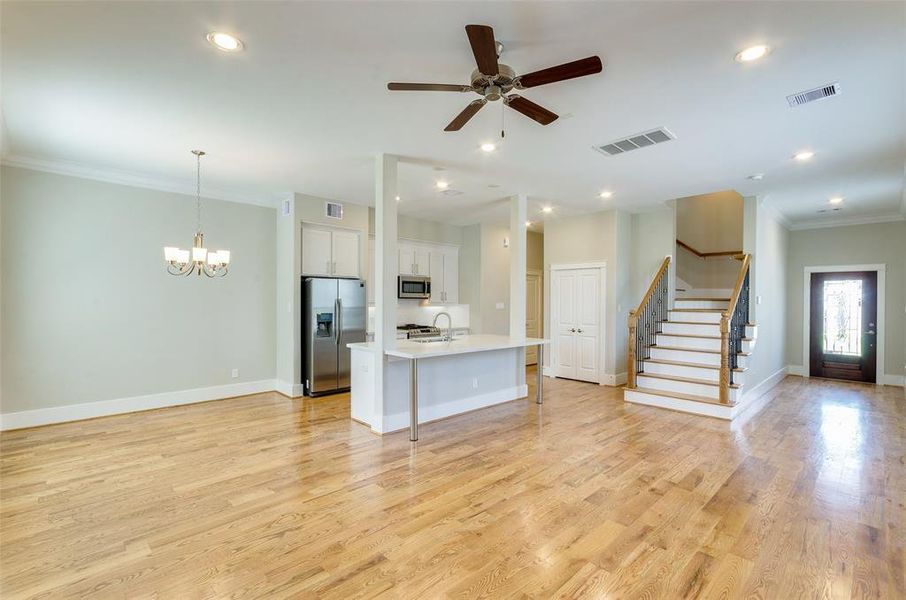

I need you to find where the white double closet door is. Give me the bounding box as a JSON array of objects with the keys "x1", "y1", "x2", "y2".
[{"x1": 553, "y1": 268, "x2": 601, "y2": 383}]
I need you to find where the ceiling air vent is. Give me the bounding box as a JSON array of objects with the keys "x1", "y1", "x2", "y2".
[
  {"x1": 787, "y1": 81, "x2": 840, "y2": 107},
  {"x1": 441, "y1": 189, "x2": 464, "y2": 197},
  {"x1": 325, "y1": 201, "x2": 343, "y2": 219},
  {"x1": 594, "y1": 127, "x2": 676, "y2": 156}
]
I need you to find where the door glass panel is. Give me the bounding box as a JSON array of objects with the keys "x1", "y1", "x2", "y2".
[{"x1": 822, "y1": 279, "x2": 862, "y2": 356}]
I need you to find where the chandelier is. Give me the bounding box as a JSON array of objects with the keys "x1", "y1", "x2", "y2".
[{"x1": 163, "y1": 150, "x2": 230, "y2": 277}]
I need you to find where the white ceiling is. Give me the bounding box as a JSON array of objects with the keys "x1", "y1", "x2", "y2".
[{"x1": 2, "y1": 1, "x2": 904, "y2": 227}]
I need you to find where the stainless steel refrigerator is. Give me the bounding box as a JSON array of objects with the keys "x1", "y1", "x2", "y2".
[{"x1": 302, "y1": 277, "x2": 366, "y2": 396}]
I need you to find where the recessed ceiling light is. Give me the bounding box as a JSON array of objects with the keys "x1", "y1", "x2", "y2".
[
  {"x1": 793, "y1": 150, "x2": 815, "y2": 161},
  {"x1": 599, "y1": 190, "x2": 614, "y2": 199},
  {"x1": 829, "y1": 196, "x2": 844, "y2": 205},
  {"x1": 395, "y1": 196, "x2": 401, "y2": 202},
  {"x1": 206, "y1": 32, "x2": 244, "y2": 52},
  {"x1": 541, "y1": 206, "x2": 553, "y2": 213},
  {"x1": 735, "y1": 45, "x2": 770, "y2": 63},
  {"x1": 435, "y1": 180, "x2": 449, "y2": 190},
  {"x1": 747, "y1": 173, "x2": 765, "y2": 181},
  {"x1": 525, "y1": 221, "x2": 532, "y2": 227},
  {"x1": 480, "y1": 143, "x2": 496, "y2": 153}
]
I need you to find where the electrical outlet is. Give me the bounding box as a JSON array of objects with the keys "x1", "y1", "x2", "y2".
[
  {"x1": 472, "y1": 377, "x2": 479, "y2": 389},
  {"x1": 231, "y1": 368, "x2": 239, "y2": 379}
]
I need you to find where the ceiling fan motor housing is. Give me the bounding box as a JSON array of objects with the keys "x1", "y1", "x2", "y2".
[{"x1": 470, "y1": 64, "x2": 516, "y2": 100}]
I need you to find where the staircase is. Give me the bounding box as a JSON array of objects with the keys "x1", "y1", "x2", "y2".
[{"x1": 624, "y1": 255, "x2": 756, "y2": 420}]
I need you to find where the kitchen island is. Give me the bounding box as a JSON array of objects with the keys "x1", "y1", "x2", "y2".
[{"x1": 348, "y1": 335, "x2": 548, "y2": 439}]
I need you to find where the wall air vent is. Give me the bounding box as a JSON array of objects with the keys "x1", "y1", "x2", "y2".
[
  {"x1": 441, "y1": 189, "x2": 464, "y2": 197},
  {"x1": 325, "y1": 201, "x2": 343, "y2": 219},
  {"x1": 594, "y1": 127, "x2": 676, "y2": 156},
  {"x1": 787, "y1": 81, "x2": 840, "y2": 107}
]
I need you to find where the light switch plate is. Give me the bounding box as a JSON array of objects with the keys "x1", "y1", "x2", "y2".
[
  {"x1": 496, "y1": 302, "x2": 505, "y2": 310},
  {"x1": 231, "y1": 369, "x2": 239, "y2": 379}
]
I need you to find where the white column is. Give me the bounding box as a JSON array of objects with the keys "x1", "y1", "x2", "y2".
[
  {"x1": 509, "y1": 194, "x2": 527, "y2": 339},
  {"x1": 372, "y1": 154, "x2": 398, "y2": 432}
]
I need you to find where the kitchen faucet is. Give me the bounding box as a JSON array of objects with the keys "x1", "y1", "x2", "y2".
[{"x1": 433, "y1": 311, "x2": 453, "y2": 342}]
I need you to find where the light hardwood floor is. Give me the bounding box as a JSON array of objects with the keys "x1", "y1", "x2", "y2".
[{"x1": 1, "y1": 373, "x2": 904, "y2": 599}]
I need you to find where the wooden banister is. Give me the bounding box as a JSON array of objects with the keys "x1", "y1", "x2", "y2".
[
  {"x1": 676, "y1": 239, "x2": 742, "y2": 259},
  {"x1": 627, "y1": 255, "x2": 671, "y2": 389},
  {"x1": 719, "y1": 253, "x2": 751, "y2": 404}
]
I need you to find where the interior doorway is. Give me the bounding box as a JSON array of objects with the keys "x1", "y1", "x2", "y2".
[
  {"x1": 525, "y1": 270, "x2": 543, "y2": 365},
  {"x1": 808, "y1": 271, "x2": 878, "y2": 383},
  {"x1": 551, "y1": 264, "x2": 605, "y2": 383}
]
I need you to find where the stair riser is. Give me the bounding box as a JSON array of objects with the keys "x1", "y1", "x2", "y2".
[
  {"x1": 641, "y1": 361, "x2": 746, "y2": 385},
  {"x1": 661, "y1": 323, "x2": 758, "y2": 338},
  {"x1": 674, "y1": 300, "x2": 729, "y2": 310},
  {"x1": 623, "y1": 389, "x2": 734, "y2": 419},
  {"x1": 677, "y1": 289, "x2": 733, "y2": 299},
  {"x1": 662, "y1": 322, "x2": 721, "y2": 336},
  {"x1": 668, "y1": 311, "x2": 722, "y2": 323},
  {"x1": 656, "y1": 335, "x2": 721, "y2": 351},
  {"x1": 648, "y1": 347, "x2": 749, "y2": 368},
  {"x1": 636, "y1": 375, "x2": 739, "y2": 402}
]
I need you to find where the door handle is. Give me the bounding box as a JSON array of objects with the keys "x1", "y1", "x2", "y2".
[
  {"x1": 866, "y1": 330, "x2": 875, "y2": 335},
  {"x1": 336, "y1": 299, "x2": 342, "y2": 345}
]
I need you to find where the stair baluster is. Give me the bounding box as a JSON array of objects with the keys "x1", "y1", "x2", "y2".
[
  {"x1": 719, "y1": 254, "x2": 751, "y2": 404},
  {"x1": 627, "y1": 256, "x2": 671, "y2": 389}
]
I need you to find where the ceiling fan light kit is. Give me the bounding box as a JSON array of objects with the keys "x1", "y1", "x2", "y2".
[{"x1": 387, "y1": 24, "x2": 602, "y2": 132}]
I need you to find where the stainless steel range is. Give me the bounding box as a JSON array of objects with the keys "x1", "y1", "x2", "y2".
[{"x1": 397, "y1": 324, "x2": 442, "y2": 339}]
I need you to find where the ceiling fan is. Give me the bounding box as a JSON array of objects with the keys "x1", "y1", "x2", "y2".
[{"x1": 387, "y1": 24, "x2": 603, "y2": 132}]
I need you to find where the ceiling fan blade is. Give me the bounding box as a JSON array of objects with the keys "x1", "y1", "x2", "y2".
[
  {"x1": 387, "y1": 82, "x2": 471, "y2": 92},
  {"x1": 505, "y1": 95, "x2": 558, "y2": 125},
  {"x1": 517, "y1": 56, "x2": 603, "y2": 88},
  {"x1": 444, "y1": 99, "x2": 487, "y2": 131},
  {"x1": 465, "y1": 24, "x2": 499, "y2": 76}
]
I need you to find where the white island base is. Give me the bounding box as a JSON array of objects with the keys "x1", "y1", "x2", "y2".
[{"x1": 348, "y1": 335, "x2": 548, "y2": 438}]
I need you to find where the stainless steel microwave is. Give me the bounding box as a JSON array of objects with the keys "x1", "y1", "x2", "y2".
[{"x1": 398, "y1": 275, "x2": 431, "y2": 299}]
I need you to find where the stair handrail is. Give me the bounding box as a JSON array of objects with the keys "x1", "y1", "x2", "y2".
[
  {"x1": 719, "y1": 253, "x2": 751, "y2": 404},
  {"x1": 627, "y1": 255, "x2": 671, "y2": 389}
]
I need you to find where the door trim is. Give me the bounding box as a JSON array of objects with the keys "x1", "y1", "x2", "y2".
[
  {"x1": 550, "y1": 262, "x2": 607, "y2": 384},
  {"x1": 802, "y1": 264, "x2": 885, "y2": 384}
]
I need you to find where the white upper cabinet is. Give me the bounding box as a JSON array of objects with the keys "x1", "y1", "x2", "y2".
[
  {"x1": 367, "y1": 237, "x2": 375, "y2": 303},
  {"x1": 301, "y1": 228, "x2": 333, "y2": 276},
  {"x1": 441, "y1": 251, "x2": 459, "y2": 303},
  {"x1": 301, "y1": 225, "x2": 361, "y2": 278},
  {"x1": 331, "y1": 230, "x2": 360, "y2": 277},
  {"x1": 398, "y1": 243, "x2": 429, "y2": 276}
]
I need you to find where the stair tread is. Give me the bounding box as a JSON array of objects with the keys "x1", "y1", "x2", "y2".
[
  {"x1": 645, "y1": 358, "x2": 746, "y2": 372},
  {"x1": 630, "y1": 387, "x2": 736, "y2": 407},
  {"x1": 676, "y1": 297, "x2": 730, "y2": 301},
  {"x1": 652, "y1": 345, "x2": 752, "y2": 356},
  {"x1": 637, "y1": 372, "x2": 740, "y2": 389},
  {"x1": 668, "y1": 309, "x2": 725, "y2": 313}
]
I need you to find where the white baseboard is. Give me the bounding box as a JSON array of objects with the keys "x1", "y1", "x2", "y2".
[
  {"x1": 787, "y1": 365, "x2": 903, "y2": 387},
  {"x1": 733, "y1": 366, "x2": 788, "y2": 421},
  {"x1": 0, "y1": 379, "x2": 276, "y2": 431},
  {"x1": 275, "y1": 380, "x2": 305, "y2": 398},
  {"x1": 879, "y1": 373, "x2": 905, "y2": 387},
  {"x1": 786, "y1": 364, "x2": 807, "y2": 377},
  {"x1": 379, "y1": 384, "x2": 528, "y2": 434},
  {"x1": 599, "y1": 372, "x2": 628, "y2": 387},
  {"x1": 543, "y1": 366, "x2": 555, "y2": 378}
]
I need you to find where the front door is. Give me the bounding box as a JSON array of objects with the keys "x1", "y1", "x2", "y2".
[{"x1": 809, "y1": 271, "x2": 877, "y2": 382}]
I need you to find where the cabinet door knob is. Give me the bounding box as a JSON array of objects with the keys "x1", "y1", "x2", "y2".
[
  {"x1": 570, "y1": 328, "x2": 576, "y2": 333},
  {"x1": 577, "y1": 329, "x2": 583, "y2": 333}
]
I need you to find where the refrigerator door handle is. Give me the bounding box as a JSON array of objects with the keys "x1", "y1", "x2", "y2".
[{"x1": 336, "y1": 298, "x2": 342, "y2": 345}]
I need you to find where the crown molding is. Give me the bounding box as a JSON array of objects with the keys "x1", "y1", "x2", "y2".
[
  {"x1": 787, "y1": 212, "x2": 906, "y2": 231},
  {"x1": 1, "y1": 154, "x2": 287, "y2": 209}
]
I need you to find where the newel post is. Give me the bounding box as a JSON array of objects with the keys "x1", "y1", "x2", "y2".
[
  {"x1": 627, "y1": 311, "x2": 638, "y2": 389},
  {"x1": 719, "y1": 314, "x2": 730, "y2": 404}
]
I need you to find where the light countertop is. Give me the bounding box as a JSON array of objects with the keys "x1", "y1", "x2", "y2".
[{"x1": 348, "y1": 334, "x2": 548, "y2": 359}]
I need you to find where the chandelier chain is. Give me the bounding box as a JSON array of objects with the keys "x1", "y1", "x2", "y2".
[{"x1": 195, "y1": 151, "x2": 202, "y2": 233}]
